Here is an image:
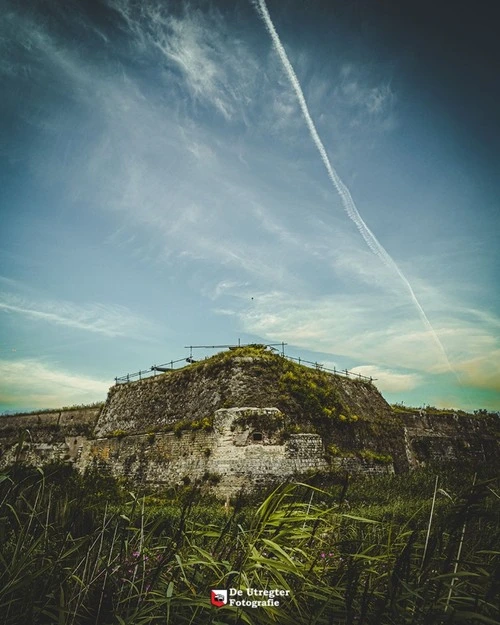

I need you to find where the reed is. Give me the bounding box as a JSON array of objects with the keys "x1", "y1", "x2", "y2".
[{"x1": 0, "y1": 465, "x2": 498, "y2": 624}]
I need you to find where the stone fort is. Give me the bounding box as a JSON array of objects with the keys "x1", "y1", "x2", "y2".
[{"x1": 0, "y1": 345, "x2": 498, "y2": 496}]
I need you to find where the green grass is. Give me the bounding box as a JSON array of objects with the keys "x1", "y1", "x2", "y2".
[{"x1": 0, "y1": 463, "x2": 498, "y2": 624}]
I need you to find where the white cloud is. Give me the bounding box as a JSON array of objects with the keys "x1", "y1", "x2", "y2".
[
  {"x1": 336, "y1": 63, "x2": 397, "y2": 130},
  {"x1": 0, "y1": 359, "x2": 110, "y2": 409},
  {"x1": 350, "y1": 365, "x2": 422, "y2": 392},
  {"x1": 2, "y1": 1, "x2": 400, "y2": 293},
  {"x1": 206, "y1": 280, "x2": 250, "y2": 300},
  {"x1": 107, "y1": 0, "x2": 260, "y2": 121},
  {"x1": 223, "y1": 288, "x2": 500, "y2": 381},
  {"x1": 453, "y1": 350, "x2": 500, "y2": 392},
  {"x1": 0, "y1": 292, "x2": 149, "y2": 337},
  {"x1": 159, "y1": 13, "x2": 233, "y2": 119}
]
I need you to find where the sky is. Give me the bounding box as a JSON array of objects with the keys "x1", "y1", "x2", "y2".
[{"x1": 1, "y1": 0, "x2": 499, "y2": 413}]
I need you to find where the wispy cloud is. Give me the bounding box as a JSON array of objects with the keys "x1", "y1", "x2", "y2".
[
  {"x1": 350, "y1": 365, "x2": 422, "y2": 392},
  {"x1": 255, "y1": 0, "x2": 453, "y2": 376},
  {"x1": 1, "y1": 0, "x2": 400, "y2": 292},
  {"x1": 107, "y1": 0, "x2": 259, "y2": 121},
  {"x1": 222, "y1": 288, "x2": 500, "y2": 381},
  {"x1": 453, "y1": 351, "x2": 500, "y2": 392},
  {"x1": 0, "y1": 293, "x2": 148, "y2": 337},
  {"x1": 0, "y1": 8, "x2": 92, "y2": 95},
  {"x1": 337, "y1": 63, "x2": 397, "y2": 130},
  {"x1": 0, "y1": 358, "x2": 110, "y2": 410},
  {"x1": 205, "y1": 280, "x2": 251, "y2": 301}
]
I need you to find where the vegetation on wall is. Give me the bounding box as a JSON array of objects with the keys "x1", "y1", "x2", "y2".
[
  {"x1": 358, "y1": 449, "x2": 393, "y2": 465},
  {"x1": 276, "y1": 363, "x2": 363, "y2": 445},
  {"x1": 231, "y1": 409, "x2": 284, "y2": 435},
  {"x1": 0, "y1": 402, "x2": 104, "y2": 417},
  {"x1": 108, "y1": 429, "x2": 128, "y2": 439},
  {"x1": 391, "y1": 403, "x2": 500, "y2": 418},
  {"x1": 172, "y1": 416, "x2": 214, "y2": 436}
]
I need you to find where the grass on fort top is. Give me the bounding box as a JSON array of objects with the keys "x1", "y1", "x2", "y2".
[{"x1": 0, "y1": 460, "x2": 499, "y2": 625}]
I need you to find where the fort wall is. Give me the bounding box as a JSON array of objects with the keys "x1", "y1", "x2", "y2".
[{"x1": 0, "y1": 351, "x2": 498, "y2": 496}]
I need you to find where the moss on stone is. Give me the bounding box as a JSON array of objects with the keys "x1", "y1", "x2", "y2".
[
  {"x1": 108, "y1": 429, "x2": 128, "y2": 439},
  {"x1": 359, "y1": 449, "x2": 393, "y2": 465}
]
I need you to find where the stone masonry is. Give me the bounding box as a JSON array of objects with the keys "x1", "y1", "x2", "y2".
[{"x1": 0, "y1": 350, "x2": 498, "y2": 496}]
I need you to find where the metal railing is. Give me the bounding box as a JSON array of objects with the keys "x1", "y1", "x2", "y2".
[
  {"x1": 114, "y1": 357, "x2": 188, "y2": 384},
  {"x1": 282, "y1": 355, "x2": 374, "y2": 382},
  {"x1": 114, "y1": 341, "x2": 375, "y2": 385}
]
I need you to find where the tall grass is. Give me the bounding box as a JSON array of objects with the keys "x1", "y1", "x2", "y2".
[{"x1": 0, "y1": 465, "x2": 498, "y2": 624}]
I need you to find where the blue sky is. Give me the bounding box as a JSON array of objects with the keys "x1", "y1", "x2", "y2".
[{"x1": 1, "y1": 0, "x2": 499, "y2": 413}]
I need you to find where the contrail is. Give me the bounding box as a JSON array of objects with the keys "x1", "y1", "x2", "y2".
[{"x1": 255, "y1": 0, "x2": 453, "y2": 372}]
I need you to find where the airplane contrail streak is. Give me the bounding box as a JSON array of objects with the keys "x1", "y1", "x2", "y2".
[{"x1": 255, "y1": 0, "x2": 453, "y2": 372}]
